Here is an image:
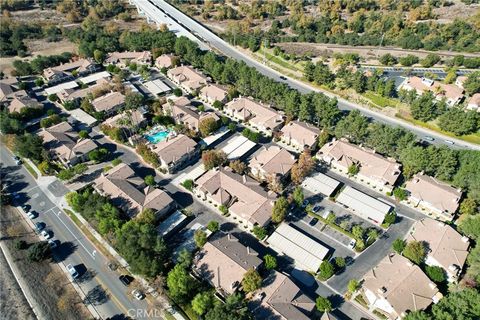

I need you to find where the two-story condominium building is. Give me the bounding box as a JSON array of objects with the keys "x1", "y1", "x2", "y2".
[
  {"x1": 193, "y1": 232, "x2": 262, "y2": 297},
  {"x1": 199, "y1": 84, "x2": 228, "y2": 105},
  {"x1": 105, "y1": 51, "x2": 152, "y2": 67},
  {"x1": 363, "y1": 253, "x2": 443, "y2": 319},
  {"x1": 400, "y1": 76, "x2": 464, "y2": 106},
  {"x1": 250, "y1": 271, "x2": 316, "y2": 320},
  {"x1": 93, "y1": 163, "x2": 175, "y2": 219},
  {"x1": 91, "y1": 91, "x2": 126, "y2": 117},
  {"x1": 407, "y1": 218, "x2": 470, "y2": 282},
  {"x1": 224, "y1": 97, "x2": 284, "y2": 136},
  {"x1": 167, "y1": 65, "x2": 209, "y2": 93},
  {"x1": 102, "y1": 109, "x2": 146, "y2": 132},
  {"x1": 57, "y1": 78, "x2": 109, "y2": 105},
  {"x1": 7, "y1": 92, "x2": 42, "y2": 113},
  {"x1": 194, "y1": 167, "x2": 277, "y2": 228},
  {"x1": 43, "y1": 58, "x2": 100, "y2": 85},
  {"x1": 38, "y1": 121, "x2": 97, "y2": 167},
  {"x1": 405, "y1": 173, "x2": 462, "y2": 221},
  {"x1": 150, "y1": 134, "x2": 198, "y2": 173},
  {"x1": 279, "y1": 120, "x2": 321, "y2": 152},
  {"x1": 163, "y1": 97, "x2": 219, "y2": 132},
  {"x1": 155, "y1": 54, "x2": 178, "y2": 69},
  {"x1": 249, "y1": 146, "x2": 296, "y2": 182},
  {"x1": 318, "y1": 139, "x2": 401, "y2": 193}
]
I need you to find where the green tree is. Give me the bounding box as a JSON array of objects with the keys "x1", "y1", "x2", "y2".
[
  {"x1": 315, "y1": 296, "x2": 332, "y2": 312},
  {"x1": 263, "y1": 254, "x2": 277, "y2": 270},
  {"x1": 347, "y1": 164, "x2": 360, "y2": 176},
  {"x1": 410, "y1": 92, "x2": 441, "y2": 122},
  {"x1": 403, "y1": 241, "x2": 426, "y2": 264},
  {"x1": 466, "y1": 244, "x2": 480, "y2": 282},
  {"x1": 205, "y1": 293, "x2": 251, "y2": 320},
  {"x1": 404, "y1": 311, "x2": 432, "y2": 320},
  {"x1": 79, "y1": 130, "x2": 89, "y2": 139},
  {"x1": 459, "y1": 198, "x2": 478, "y2": 216},
  {"x1": 15, "y1": 133, "x2": 44, "y2": 162},
  {"x1": 347, "y1": 279, "x2": 360, "y2": 293},
  {"x1": 352, "y1": 225, "x2": 365, "y2": 239},
  {"x1": 393, "y1": 188, "x2": 408, "y2": 201},
  {"x1": 192, "y1": 292, "x2": 215, "y2": 316},
  {"x1": 292, "y1": 186, "x2": 304, "y2": 207},
  {"x1": 463, "y1": 71, "x2": 480, "y2": 95},
  {"x1": 167, "y1": 263, "x2": 196, "y2": 304},
  {"x1": 173, "y1": 88, "x2": 182, "y2": 97},
  {"x1": 27, "y1": 241, "x2": 50, "y2": 262},
  {"x1": 207, "y1": 220, "x2": 220, "y2": 232},
  {"x1": 199, "y1": 117, "x2": 219, "y2": 137},
  {"x1": 425, "y1": 265, "x2": 446, "y2": 283},
  {"x1": 334, "y1": 110, "x2": 369, "y2": 144},
  {"x1": 392, "y1": 239, "x2": 406, "y2": 254},
  {"x1": 334, "y1": 257, "x2": 346, "y2": 269},
  {"x1": 272, "y1": 196, "x2": 288, "y2": 223},
  {"x1": 318, "y1": 261, "x2": 335, "y2": 281},
  {"x1": 194, "y1": 229, "x2": 208, "y2": 248},
  {"x1": 399, "y1": 55, "x2": 419, "y2": 67},
  {"x1": 458, "y1": 215, "x2": 480, "y2": 240},
  {"x1": 252, "y1": 226, "x2": 267, "y2": 240},
  {"x1": 313, "y1": 62, "x2": 334, "y2": 85},
  {"x1": 229, "y1": 160, "x2": 247, "y2": 174},
  {"x1": 181, "y1": 179, "x2": 193, "y2": 191},
  {"x1": 35, "y1": 78, "x2": 44, "y2": 87},
  {"x1": 202, "y1": 150, "x2": 227, "y2": 170},
  {"x1": 379, "y1": 53, "x2": 397, "y2": 66},
  {"x1": 431, "y1": 288, "x2": 480, "y2": 320},
  {"x1": 420, "y1": 54, "x2": 441, "y2": 68},
  {"x1": 144, "y1": 175, "x2": 155, "y2": 186},
  {"x1": 241, "y1": 268, "x2": 262, "y2": 293},
  {"x1": 125, "y1": 92, "x2": 144, "y2": 110}
]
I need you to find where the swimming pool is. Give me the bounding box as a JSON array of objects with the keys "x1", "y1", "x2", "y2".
[{"x1": 145, "y1": 129, "x2": 171, "y2": 144}]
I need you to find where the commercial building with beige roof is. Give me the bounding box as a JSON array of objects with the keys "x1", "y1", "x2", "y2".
[
  {"x1": 363, "y1": 253, "x2": 442, "y2": 319},
  {"x1": 405, "y1": 173, "x2": 462, "y2": 221},
  {"x1": 105, "y1": 51, "x2": 152, "y2": 67},
  {"x1": 193, "y1": 232, "x2": 262, "y2": 297},
  {"x1": 279, "y1": 120, "x2": 321, "y2": 152},
  {"x1": 407, "y1": 218, "x2": 470, "y2": 282},
  {"x1": 155, "y1": 54, "x2": 178, "y2": 69},
  {"x1": 92, "y1": 91, "x2": 126, "y2": 116},
  {"x1": 194, "y1": 167, "x2": 277, "y2": 228},
  {"x1": 163, "y1": 97, "x2": 219, "y2": 132},
  {"x1": 224, "y1": 97, "x2": 284, "y2": 135},
  {"x1": 249, "y1": 146, "x2": 296, "y2": 182},
  {"x1": 167, "y1": 65, "x2": 209, "y2": 93},
  {"x1": 400, "y1": 76, "x2": 464, "y2": 106},
  {"x1": 150, "y1": 134, "x2": 198, "y2": 173},
  {"x1": 39, "y1": 121, "x2": 97, "y2": 167},
  {"x1": 199, "y1": 84, "x2": 228, "y2": 104},
  {"x1": 467, "y1": 93, "x2": 480, "y2": 112},
  {"x1": 318, "y1": 139, "x2": 401, "y2": 193},
  {"x1": 94, "y1": 163, "x2": 175, "y2": 218},
  {"x1": 249, "y1": 271, "x2": 315, "y2": 320}
]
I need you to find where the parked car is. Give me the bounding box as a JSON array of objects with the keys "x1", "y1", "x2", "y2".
[
  {"x1": 21, "y1": 204, "x2": 29, "y2": 213},
  {"x1": 444, "y1": 140, "x2": 455, "y2": 145},
  {"x1": 67, "y1": 264, "x2": 79, "y2": 279},
  {"x1": 131, "y1": 289, "x2": 145, "y2": 300},
  {"x1": 15, "y1": 159, "x2": 22, "y2": 165},
  {"x1": 41, "y1": 230, "x2": 52, "y2": 240},
  {"x1": 35, "y1": 222, "x2": 45, "y2": 232},
  {"x1": 279, "y1": 76, "x2": 287, "y2": 80},
  {"x1": 12, "y1": 155, "x2": 20, "y2": 161},
  {"x1": 312, "y1": 205, "x2": 321, "y2": 213},
  {"x1": 348, "y1": 239, "x2": 357, "y2": 249},
  {"x1": 119, "y1": 275, "x2": 134, "y2": 286},
  {"x1": 423, "y1": 136, "x2": 434, "y2": 141},
  {"x1": 48, "y1": 239, "x2": 58, "y2": 249},
  {"x1": 301, "y1": 200, "x2": 309, "y2": 208},
  {"x1": 309, "y1": 217, "x2": 319, "y2": 226},
  {"x1": 27, "y1": 211, "x2": 37, "y2": 219}
]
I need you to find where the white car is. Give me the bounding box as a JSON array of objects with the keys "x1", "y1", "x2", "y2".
[
  {"x1": 41, "y1": 230, "x2": 52, "y2": 240},
  {"x1": 348, "y1": 239, "x2": 357, "y2": 249},
  {"x1": 67, "y1": 264, "x2": 79, "y2": 279},
  {"x1": 131, "y1": 289, "x2": 145, "y2": 300},
  {"x1": 27, "y1": 211, "x2": 37, "y2": 219}
]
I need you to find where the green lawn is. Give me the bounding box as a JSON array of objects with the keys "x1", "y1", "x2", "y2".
[
  {"x1": 362, "y1": 91, "x2": 399, "y2": 108},
  {"x1": 257, "y1": 48, "x2": 304, "y2": 72}
]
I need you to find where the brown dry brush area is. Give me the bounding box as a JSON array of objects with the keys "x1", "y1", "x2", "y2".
[{"x1": 0, "y1": 206, "x2": 90, "y2": 320}]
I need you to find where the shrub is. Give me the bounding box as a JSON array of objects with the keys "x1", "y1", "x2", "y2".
[
  {"x1": 264, "y1": 254, "x2": 277, "y2": 270},
  {"x1": 48, "y1": 94, "x2": 58, "y2": 102},
  {"x1": 318, "y1": 261, "x2": 335, "y2": 281},
  {"x1": 207, "y1": 220, "x2": 219, "y2": 232},
  {"x1": 252, "y1": 226, "x2": 267, "y2": 240},
  {"x1": 111, "y1": 158, "x2": 122, "y2": 166},
  {"x1": 219, "y1": 205, "x2": 228, "y2": 214},
  {"x1": 425, "y1": 265, "x2": 446, "y2": 283},
  {"x1": 15, "y1": 240, "x2": 28, "y2": 250},
  {"x1": 392, "y1": 238, "x2": 406, "y2": 254},
  {"x1": 181, "y1": 179, "x2": 194, "y2": 191},
  {"x1": 393, "y1": 188, "x2": 408, "y2": 201},
  {"x1": 334, "y1": 256, "x2": 346, "y2": 269},
  {"x1": 403, "y1": 241, "x2": 426, "y2": 265},
  {"x1": 316, "y1": 296, "x2": 332, "y2": 312},
  {"x1": 27, "y1": 241, "x2": 50, "y2": 261},
  {"x1": 173, "y1": 88, "x2": 182, "y2": 96}
]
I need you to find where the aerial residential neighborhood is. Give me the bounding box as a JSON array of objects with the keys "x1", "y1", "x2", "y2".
[{"x1": 0, "y1": 1, "x2": 479, "y2": 320}]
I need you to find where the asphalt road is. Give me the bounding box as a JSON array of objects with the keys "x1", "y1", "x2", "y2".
[
  {"x1": 0, "y1": 145, "x2": 150, "y2": 320},
  {"x1": 133, "y1": 0, "x2": 480, "y2": 151}
]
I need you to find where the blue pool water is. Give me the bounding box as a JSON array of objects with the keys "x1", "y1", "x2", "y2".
[{"x1": 145, "y1": 130, "x2": 171, "y2": 144}]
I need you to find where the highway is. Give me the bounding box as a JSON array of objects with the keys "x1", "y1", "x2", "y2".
[
  {"x1": 1, "y1": 145, "x2": 150, "y2": 319},
  {"x1": 132, "y1": 0, "x2": 479, "y2": 151}
]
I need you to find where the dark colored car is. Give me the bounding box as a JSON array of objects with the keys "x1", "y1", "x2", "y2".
[
  {"x1": 309, "y1": 217, "x2": 319, "y2": 226},
  {"x1": 35, "y1": 222, "x2": 45, "y2": 232},
  {"x1": 119, "y1": 275, "x2": 134, "y2": 286}
]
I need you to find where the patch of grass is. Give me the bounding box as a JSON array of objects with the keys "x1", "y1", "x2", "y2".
[
  {"x1": 354, "y1": 294, "x2": 368, "y2": 308},
  {"x1": 373, "y1": 309, "x2": 388, "y2": 320},
  {"x1": 257, "y1": 48, "x2": 304, "y2": 72},
  {"x1": 22, "y1": 159, "x2": 38, "y2": 179},
  {"x1": 362, "y1": 91, "x2": 398, "y2": 108},
  {"x1": 164, "y1": 312, "x2": 176, "y2": 320}
]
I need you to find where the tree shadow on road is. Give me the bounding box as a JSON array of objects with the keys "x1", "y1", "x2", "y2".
[
  {"x1": 53, "y1": 241, "x2": 78, "y2": 263},
  {"x1": 75, "y1": 266, "x2": 97, "y2": 284},
  {"x1": 83, "y1": 285, "x2": 109, "y2": 306}
]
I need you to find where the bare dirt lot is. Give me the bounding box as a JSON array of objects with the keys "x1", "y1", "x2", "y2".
[
  {"x1": 0, "y1": 248, "x2": 35, "y2": 320},
  {"x1": 0, "y1": 206, "x2": 90, "y2": 320}
]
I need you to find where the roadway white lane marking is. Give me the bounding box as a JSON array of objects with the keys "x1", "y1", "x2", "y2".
[
  {"x1": 53, "y1": 210, "x2": 95, "y2": 259},
  {"x1": 92, "y1": 250, "x2": 96, "y2": 257}
]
